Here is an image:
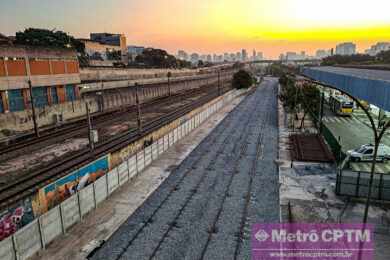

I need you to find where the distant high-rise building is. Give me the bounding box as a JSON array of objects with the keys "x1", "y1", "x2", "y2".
[
  {"x1": 177, "y1": 50, "x2": 188, "y2": 60},
  {"x1": 224, "y1": 53, "x2": 230, "y2": 61},
  {"x1": 190, "y1": 53, "x2": 199, "y2": 64},
  {"x1": 242, "y1": 49, "x2": 248, "y2": 61},
  {"x1": 335, "y1": 42, "x2": 356, "y2": 55},
  {"x1": 315, "y1": 49, "x2": 331, "y2": 59},
  {"x1": 365, "y1": 42, "x2": 390, "y2": 56},
  {"x1": 252, "y1": 49, "x2": 256, "y2": 61},
  {"x1": 213, "y1": 54, "x2": 218, "y2": 63},
  {"x1": 207, "y1": 54, "x2": 212, "y2": 62},
  {"x1": 236, "y1": 52, "x2": 241, "y2": 61},
  {"x1": 256, "y1": 52, "x2": 263, "y2": 61}
]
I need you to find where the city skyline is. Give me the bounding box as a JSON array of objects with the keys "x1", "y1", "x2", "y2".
[{"x1": 1, "y1": 0, "x2": 390, "y2": 58}]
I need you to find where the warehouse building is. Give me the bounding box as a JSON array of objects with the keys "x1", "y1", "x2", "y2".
[{"x1": 0, "y1": 45, "x2": 81, "y2": 113}]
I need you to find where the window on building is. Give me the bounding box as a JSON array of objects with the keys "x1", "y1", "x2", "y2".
[
  {"x1": 51, "y1": 86, "x2": 59, "y2": 104},
  {"x1": 8, "y1": 89, "x2": 24, "y2": 112},
  {"x1": 32, "y1": 87, "x2": 48, "y2": 108},
  {"x1": 65, "y1": 85, "x2": 76, "y2": 101}
]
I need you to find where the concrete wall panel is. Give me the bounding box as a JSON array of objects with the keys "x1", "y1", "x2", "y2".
[
  {"x1": 158, "y1": 138, "x2": 164, "y2": 155},
  {"x1": 79, "y1": 185, "x2": 95, "y2": 217},
  {"x1": 0, "y1": 237, "x2": 15, "y2": 260},
  {"x1": 151, "y1": 142, "x2": 158, "y2": 160},
  {"x1": 137, "y1": 150, "x2": 145, "y2": 172},
  {"x1": 94, "y1": 176, "x2": 108, "y2": 205},
  {"x1": 144, "y1": 146, "x2": 152, "y2": 167},
  {"x1": 13, "y1": 220, "x2": 41, "y2": 260},
  {"x1": 107, "y1": 169, "x2": 119, "y2": 194},
  {"x1": 118, "y1": 161, "x2": 129, "y2": 186},
  {"x1": 60, "y1": 194, "x2": 80, "y2": 230},
  {"x1": 178, "y1": 125, "x2": 183, "y2": 140},
  {"x1": 163, "y1": 135, "x2": 169, "y2": 151},
  {"x1": 173, "y1": 128, "x2": 178, "y2": 143},
  {"x1": 128, "y1": 155, "x2": 137, "y2": 179},
  {"x1": 169, "y1": 132, "x2": 174, "y2": 146},
  {"x1": 40, "y1": 206, "x2": 62, "y2": 246}
]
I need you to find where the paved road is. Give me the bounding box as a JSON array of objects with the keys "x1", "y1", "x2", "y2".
[{"x1": 91, "y1": 78, "x2": 279, "y2": 260}]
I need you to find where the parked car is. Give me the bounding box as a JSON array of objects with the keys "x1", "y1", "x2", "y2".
[{"x1": 347, "y1": 144, "x2": 390, "y2": 162}]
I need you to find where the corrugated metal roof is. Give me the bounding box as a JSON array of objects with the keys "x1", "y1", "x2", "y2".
[{"x1": 302, "y1": 66, "x2": 390, "y2": 111}]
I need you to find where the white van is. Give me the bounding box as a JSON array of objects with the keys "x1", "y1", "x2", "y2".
[{"x1": 347, "y1": 144, "x2": 390, "y2": 162}]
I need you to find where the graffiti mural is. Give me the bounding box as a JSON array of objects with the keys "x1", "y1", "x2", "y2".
[
  {"x1": 32, "y1": 155, "x2": 110, "y2": 216},
  {"x1": 0, "y1": 198, "x2": 34, "y2": 241}
]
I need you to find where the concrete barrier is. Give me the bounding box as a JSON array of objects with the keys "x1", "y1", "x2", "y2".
[
  {"x1": 144, "y1": 146, "x2": 152, "y2": 167},
  {"x1": 39, "y1": 206, "x2": 62, "y2": 247},
  {"x1": 107, "y1": 169, "x2": 119, "y2": 195},
  {"x1": 158, "y1": 138, "x2": 164, "y2": 155},
  {"x1": 0, "y1": 237, "x2": 15, "y2": 260},
  {"x1": 118, "y1": 161, "x2": 129, "y2": 186},
  {"x1": 163, "y1": 135, "x2": 169, "y2": 151},
  {"x1": 128, "y1": 155, "x2": 137, "y2": 179},
  {"x1": 13, "y1": 220, "x2": 42, "y2": 260},
  {"x1": 94, "y1": 176, "x2": 108, "y2": 205},
  {"x1": 79, "y1": 185, "x2": 95, "y2": 217},
  {"x1": 173, "y1": 128, "x2": 178, "y2": 143},
  {"x1": 178, "y1": 125, "x2": 183, "y2": 140},
  {"x1": 168, "y1": 132, "x2": 174, "y2": 146},
  {"x1": 61, "y1": 194, "x2": 81, "y2": 231},
  {"x1": 137, "y1": 150, "x2": 145, "y2": 172},
  {"x1": 151, "y1": 142, "x2": 158, "y2": 160}
]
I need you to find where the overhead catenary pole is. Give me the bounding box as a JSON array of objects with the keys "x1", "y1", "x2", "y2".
[
  {"x1": 135, "y1": 83, "x2": 142, "y2": 133},
  {"x1": 28, "y1": 80, "x2": 39, "y2": 137},
  {"x1": 85, "y1": 102, "x2": 94, "y2": 152},
  {"x1": 218, "y1": 70, "x2": 221, "y2": 96},
  {"x1": 167, "y1": 72, "x2": 172, "y2": 96}
]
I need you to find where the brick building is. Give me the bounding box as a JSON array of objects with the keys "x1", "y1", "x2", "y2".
[{"x1": 0, "y1": 46, "x2": 81, "y2": 113}]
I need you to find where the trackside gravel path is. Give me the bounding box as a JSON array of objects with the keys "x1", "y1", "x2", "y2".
[{"x1": 91, "y1": 78, "x2": 279, "y2": 260}]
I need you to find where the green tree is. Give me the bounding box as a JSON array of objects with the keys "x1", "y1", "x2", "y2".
[
  {"x1": 377, "y1": 50, "x2": 390, "y2": 63},
  {"x1": 135, "y1": 48, "x2": 181, "y2": 68},
  {"x1": 15, "y1": 28, "x2": 88, "y2": 66},
  {"x1": 232, "y1": 70, "x2": 253, "y2": 89},
  {"x1": 15, "y1": 28, "x2": 85, "y2": 54},
  {"x1": 279, "y1": 74, "x2": 320, "y2": 129}
]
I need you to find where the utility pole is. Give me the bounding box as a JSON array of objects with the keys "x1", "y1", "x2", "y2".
[
  {"x1": 135, "y1": 83, "x2": 142, "y2": 133},
  {"x1": 28, "y1": 80, "x2": 39, "y2": 137},
  {"x1": 86, "y1": 102, "x2": 94, "y2": 152},
  {"x1": 218, "y1": 70, "x2": 221, "y2": 96},
  {"x1": 167, "y1": 72, "x2": 172, "y2": 97}
]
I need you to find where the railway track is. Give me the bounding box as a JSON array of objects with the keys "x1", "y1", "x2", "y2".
[
  {"x1": 0, "y1": 86, "x2": 230, "y2": 210},
  {"x1": 90, "y1": 79, "x2": 280, "y2": 260},
  {"x1": 0, "y1": 85, "x2": 214, "y2": 160}
]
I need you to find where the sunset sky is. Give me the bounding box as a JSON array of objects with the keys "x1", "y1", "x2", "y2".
[{"x1": 1, "y1": 0, "x2": 390, "y2": 58}]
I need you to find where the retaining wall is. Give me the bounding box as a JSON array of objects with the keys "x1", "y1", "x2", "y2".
[{"x1": 0, "y1": 88, "x2": 243, "y2": 260}]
